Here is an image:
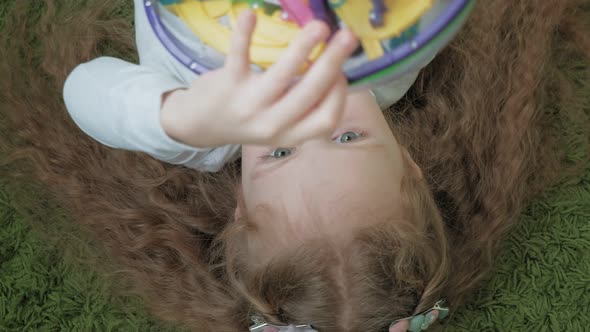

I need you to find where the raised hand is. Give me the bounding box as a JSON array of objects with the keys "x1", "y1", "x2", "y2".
[{"x1": 160, "y1": 9, "x2": 358, "y2": 148}]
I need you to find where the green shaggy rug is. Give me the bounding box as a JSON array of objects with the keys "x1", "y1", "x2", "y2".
[{"x1": 0, "y1": 1, "x2": 588, "y2": 331}]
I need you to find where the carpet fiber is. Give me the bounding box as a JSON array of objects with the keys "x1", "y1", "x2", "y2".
[{"x1": 1, "y1": 1, "x2": 588, "y2": 331}]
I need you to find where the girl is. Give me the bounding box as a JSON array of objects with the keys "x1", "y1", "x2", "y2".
[
  {"x1": 1, "y1": 0, "x2": 588, "y2": 331},
  {"x1": 63, "y1": 1, "x2": 439, "y2": 329}
]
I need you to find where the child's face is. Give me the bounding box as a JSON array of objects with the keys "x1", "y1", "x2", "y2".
[{"x1": 239, "y1": 90, "x2": 419, "y2": 243}]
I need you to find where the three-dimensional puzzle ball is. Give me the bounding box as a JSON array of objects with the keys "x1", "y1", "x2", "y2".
[{"x1": 144, "y1": 0, "x2": 476, "y2": 88}]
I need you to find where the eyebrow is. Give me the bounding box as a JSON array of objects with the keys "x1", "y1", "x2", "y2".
[{"x1": 251, "y1": 140, "x2": 386, "y2": 181}]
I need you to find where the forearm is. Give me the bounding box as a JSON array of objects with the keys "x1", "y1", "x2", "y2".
[{"x1": 63, "y1": 57, "x2": 234, "y2": 171}]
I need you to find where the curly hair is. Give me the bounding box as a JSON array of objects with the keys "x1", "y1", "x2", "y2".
[{"x1": 0, "y1": 0, "x2": 588, "y2": 331}]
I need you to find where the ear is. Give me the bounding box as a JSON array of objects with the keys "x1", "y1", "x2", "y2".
[
  {"x1": 234, "y1": 186, "x2": 244, "y2": 222},
  {"x1": 234, "y1": 205, "x2": 242, "y2": 221},
  {"x1": 402, "y1": 147, "x2": 423, "y2": 180}
]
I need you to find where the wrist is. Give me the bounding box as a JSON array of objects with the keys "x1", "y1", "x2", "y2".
[
  {"x1": 160, "y1": 88, "x2": 189, "y2": 144},
  {"x1": 160, "y1": 88, "x2": 229, "y2": 148}
]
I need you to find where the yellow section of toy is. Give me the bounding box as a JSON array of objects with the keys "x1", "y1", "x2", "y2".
[
  {"x1": 169, "y1": 0, "x2": 324, "y2": 69},
  {"x1": 333, "y1": 0, "x2": 432, "y2": 59},
  {"x1": 168, "y1": 0, "x2": 433, "y2": 64}
]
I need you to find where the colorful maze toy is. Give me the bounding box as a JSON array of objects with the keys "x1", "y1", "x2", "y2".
[{"x1": 145, "y1": 0, "x2": 476, "y2": 87}]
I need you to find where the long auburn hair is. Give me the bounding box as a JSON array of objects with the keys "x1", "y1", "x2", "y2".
[{"x1": 1, "y1": 0, "x2": 588, "y2": 331}]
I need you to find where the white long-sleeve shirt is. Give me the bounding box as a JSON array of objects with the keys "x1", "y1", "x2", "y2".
[{"x1": 63, "y1": 0, "x2": 422, "y2": 172}]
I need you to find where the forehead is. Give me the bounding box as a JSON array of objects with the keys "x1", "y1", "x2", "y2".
[
  {"x1": 246, "y1": 140, "x2": 406, "y2": 232},
  {"x1": 249, "y1": 164, "x2": 404, "y2": 243}
]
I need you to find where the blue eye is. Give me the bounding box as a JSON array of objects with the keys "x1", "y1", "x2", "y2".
[
  {"x1": 336, "y1": 131, "x2": 363, "y2": 143},
  {"x1": 268, "y1": 148, "x2": 293, "y2": 159}
]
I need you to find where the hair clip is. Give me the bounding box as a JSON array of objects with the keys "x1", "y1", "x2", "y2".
[
  {"x1": 388, "y1": 299, "x2": 449, "y2": 332},
  {"x1": 249, "y1": 316, "x2": 318, "y2": 332},
  {"x1": 248, "y1": 299, "x2": 447, "y2": 332}
]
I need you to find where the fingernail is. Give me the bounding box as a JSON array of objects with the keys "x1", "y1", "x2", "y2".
[
  {"x1": 336, "y1": 28, "x2": 357, "y2": 48},
  {"x1": 305, "y1": 20, "x2": 329, "y2": 40}
]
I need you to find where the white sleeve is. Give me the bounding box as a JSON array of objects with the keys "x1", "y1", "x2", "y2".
[{"x1": 63, "y1": 57, "x2": 239, "y2": 172}]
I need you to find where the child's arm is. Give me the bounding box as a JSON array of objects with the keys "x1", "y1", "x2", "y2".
[
  {"x1": 64, "y1": 11, "x2": 356, "y2": 171},
  {"x1": 63, "y1": 57, "x2": 238, "y2": 171}
]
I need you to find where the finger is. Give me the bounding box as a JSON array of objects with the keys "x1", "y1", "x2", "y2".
[
  {"x1": 273, "y1": 77, "x2": 347, "y2": 146},
  {"x1": 388, "y1": 320, "x2": 410, "y2": 332},
  {"x1": 260, "y1": 21, "x2": 329, "y2": 100},
  {"x1": 225, "y1": 9, "x2": 257, "y2": 75},
  {"x1": 270, "y1": 28, "x2": 357, "y2": 122}
]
